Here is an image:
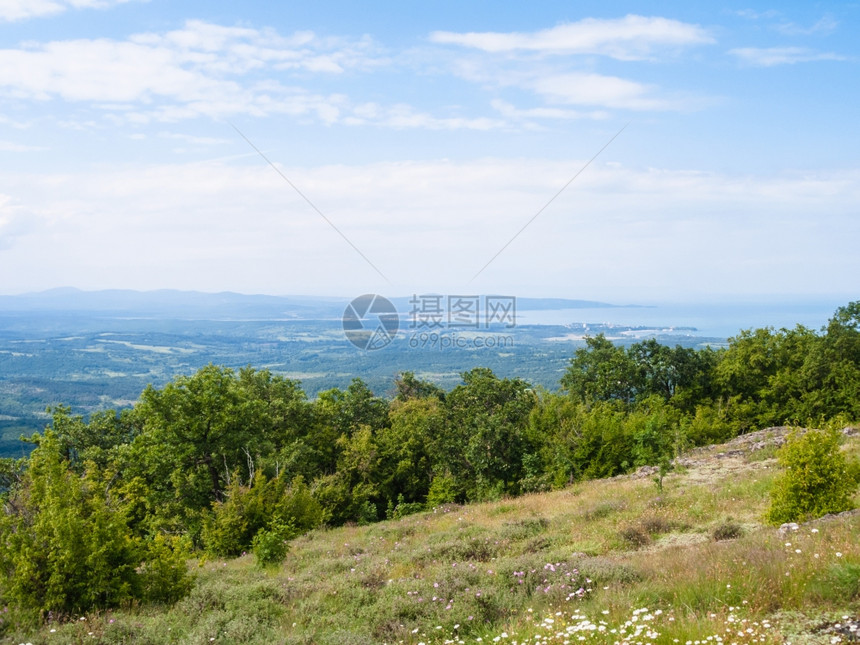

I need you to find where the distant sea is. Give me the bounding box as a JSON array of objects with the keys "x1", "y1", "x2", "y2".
[{"x1": 517, "y1": 300, "x2": 851, "y2": 339}]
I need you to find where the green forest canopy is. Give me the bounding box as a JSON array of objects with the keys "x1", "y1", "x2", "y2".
[{"x1": 0, "y1": 301, "x2": 858, "y2": 619}]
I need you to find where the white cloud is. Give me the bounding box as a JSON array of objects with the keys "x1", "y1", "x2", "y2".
[
  {"x1": 774, "y1": 15, "x2": 838, "y2": 36},
  {"x1": 733, "y1": 10, "x2": 838, "y2": 36},
  {"x1": 1, "y1": 159, "x2": 857, "y2": 299},
  {"x1": 0, "y1": 193, "x2": 39, "y2": 250},
  {"x1": 730, "y1": 46, "x2": 847, "y2": 66},
  {"x1": 528, "y1": 72, "x2": 670, "y2": 110},
  {"x1": 0, "y1": 0, "x2": 139, "y2": 22},
  {"x1": 342, "y1": 103, "x2": 505, "y2": 130},
  {"x1": 733, "y1": 9, "x2": 781, "y2": 20},
  {"x1": 0, "y1": 21, "x2": 386, "y2": 123},
  {"x1": 426, "y1": 17, "x2": 711, "y2": 116},
  {"x1": 430, "y1": 15, "x2": 713, "y2": 61},
  {"x1": 0, "y1": 21, "x2": 507, "y2": 130},
  {"x1": 157, "y1": 131, "x2": 230, "y2": 145},
  {"x1": 491, "y1": 99, "x2": 609, "y2": 121}
]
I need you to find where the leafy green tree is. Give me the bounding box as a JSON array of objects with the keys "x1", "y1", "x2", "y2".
[
  {"x1": 312, "y1": 425, "x2": 383, "y2": 525},
  {"x1": 0, "y1": 456, "x2": 25, "y2": 497},
  {"x1": 628, "y1": 396, "x2": 683, "y2": 468},
  {"x1": 445, "y1": 368, "x2": 536, "y2": 500},
  {"x1": 569, "y1": 401, "x2": 633, "y2": 480},
  {"x1": 131, "y1": 365, "x2": 256, "y2": 519},
  {"x1": 628, "y1": 339, "x2": 718, "y2": 412},
  {"x1": 309, "y1": 379, "x2": 389, "y2": 479},
  {"x1": 798, "y1": 302, "x2": 860, "y2": 420},
  {"x1": 715, "y1": 326, "x2": 817, "y2": 432},
  {"x1": 561, "y1": 335, "x2": 639, "y2": 405},
  {"x1": 40, "y1": 406, "x2": 141, "y2": 472},
  {"x1": 236, "y1": 367, "x2": 313, "y2": 456},
  {"x1": 526, "y1": 392, "x2": 583, "y2": 488},
  {"x1": 393, "y1": 371, "x2": 445, "y2": 402},
  {"x1": 378, "y1": 397, "x2": 444, "y2": 506}
]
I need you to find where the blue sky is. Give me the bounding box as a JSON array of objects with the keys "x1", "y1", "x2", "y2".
[{"x1": 0, "y1": 1, "x2": 857, "y2": 303}]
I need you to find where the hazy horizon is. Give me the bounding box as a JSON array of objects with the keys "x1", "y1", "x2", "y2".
[{"x1": 0, "y1": 2, "x2": 857, "y2": 302}]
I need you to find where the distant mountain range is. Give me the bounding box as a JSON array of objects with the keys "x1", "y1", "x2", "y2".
[{"x1": 0, "y1": 288, "x2": 638, "y2": 320}]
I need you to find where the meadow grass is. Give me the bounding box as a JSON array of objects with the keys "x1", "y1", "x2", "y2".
[{"x1": 4, "y1": 436, "x2": 858, "y2": 644}]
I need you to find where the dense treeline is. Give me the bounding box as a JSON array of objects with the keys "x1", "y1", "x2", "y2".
[{"x1": 0, "y1": 302, "x2": 858, "y2": 621}]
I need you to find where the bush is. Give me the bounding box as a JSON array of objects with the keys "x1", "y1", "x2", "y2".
[
  {"x1": 766, "y1": 428, "x2": 856, "y2": 525},
  {"x1": 712, "y1": 519, "x2": 744, "y2": 541},
  {"x1": 619, "y1": 525, "x2": 651, "y2": 549},
  {"x1": 252, "y1": 520, "x2": 294, "y2": 567},
  {"x1": 640, "y1": 515, "x2": 673, "y2": 535},
  {"x1": 138, "y1": 534, "x2": 195, "y2": 603},
  {"x1": 386, "y1": 494, "x2": 424, "y2": 520},
  {"x1": 847, "y1": 455, "x2": 860, "y2": 486},
  {"x1": 0, "y1": 432, "x2": 192, "y2": 617},
  {"x1": 426, "y1": 472, "x2": 461, "y2": 507},
  {"x1": 203, "y1": 473, "x2": 323, "y2": 557}
]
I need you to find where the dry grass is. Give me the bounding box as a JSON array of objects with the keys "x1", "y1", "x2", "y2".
[{"x1": 6, "y1": 436, "x2": 859, "y2": 645}]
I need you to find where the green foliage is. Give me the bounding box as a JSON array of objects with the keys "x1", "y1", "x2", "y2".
[
  {"x1": 681, "y1": 405, "x2": 734, "y2": 446},
  {"x1": 426, "y1": 472, "x2": 462, "y2": 507},
  {"x1": 561, "y1": 336, "x2": 716, "y2": 412},
  {"x1": 1, "y1": 300, "x2": 859, "y2": 634},
  {"x1": 0, "y1": 432, "x2": 191, "y2": 617},
  {"x1": 138, "y1": 534, "x2": 195, "y2": 603},
  {"x1": 378, "y1": 397, "x2": 442, "y2": 506},
  {"x1": 0, "y1": 456, "x2": 25, "y2": 496},
  {"x1": 561, "y1": 334, "x2": 639, "y2": 405},
  {"x1": 767, "y1": 428, "x2": 856, "y2": 524},
  {"x1": 252, "y1": 520, "x2": 294, "y2": 567},
  {"x1": 629, "y1": 396, "x2": 682, "y2": 467},
  {"x1": 393, "y1": 371, "x2": 445, "y2": 401},
  {"x1": 386, "y1": 493, "x2": 425, "y2": 519},
  {"x1": 132, "y1": 365, "x2": 254, "y2": 518},
  {"x1": 847, "y1": 454, "x2": 860, "y2": 486},
  {"x1": 443, "y1": 368, "x2": 537, "y2": 500},
  {"x1": 202, "y1": 472, "x2": 323, "y2": 557}
]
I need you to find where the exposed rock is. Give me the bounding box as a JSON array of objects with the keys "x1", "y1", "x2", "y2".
[
  {"x1": 777, "y1": 522, "x2": 800, "y2": 536},
  {"x1": 629, "y1": 465, "x2": 659, "y2": 479},
  {"x1": 814, "y1": 617, "x2": 860, "y2": 642}
]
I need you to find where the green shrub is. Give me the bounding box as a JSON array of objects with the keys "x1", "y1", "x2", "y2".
[
  {"x1": 766, "y1": 428, "x2": 856, "y2": 525},
  {"x1": 0, "y1": 432, "x2": 192, "y2": 617},
  {"x1": 582, "y1": 500, "x2": 625, "y2": 521},
  {"x1": 641, "y1": 515, "x2": 673, "y2": 535},
  {"x1": 426, "y1": 472, "x2": 461, "y2": 507},
  {"x1": 386, "y1": 493, "x2": 424, "y2": 519},
  {"x1": 847, "y1": 455, "x2": 860, "y2": 486},
  {"x1": 203, "y1": 473, "x2": 324, "y2": 557},
  {"x1": 138, "y1": 534, "x2": 195, "y2": 603},
  {"x1": 252, "y1": 520, "x2": 294, "y2": 567}
]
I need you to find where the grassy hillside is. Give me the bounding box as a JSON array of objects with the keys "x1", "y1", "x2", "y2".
[{"x1": 5, "y1": 428, "x2": 859, "y2": 645}]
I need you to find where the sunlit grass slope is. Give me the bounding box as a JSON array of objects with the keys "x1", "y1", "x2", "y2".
[{"x1": 7, "y1": 431, "x2": 859, "y2": 645}]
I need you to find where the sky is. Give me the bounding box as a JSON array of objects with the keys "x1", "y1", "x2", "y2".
[{"x1": 0, "y1": 0, "x2": 857, "y2": 303}]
